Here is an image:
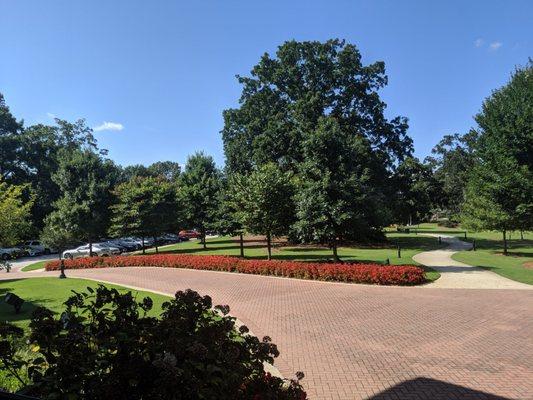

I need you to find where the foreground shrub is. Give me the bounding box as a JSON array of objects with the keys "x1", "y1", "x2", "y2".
[
  {"x1": 46, "y1": 255, "x2": 426, "y2": 285},
  {"x1": 0, "y1": 286, "x2": 306, "y2": 399}
]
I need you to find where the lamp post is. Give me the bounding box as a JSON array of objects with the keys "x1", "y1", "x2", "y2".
[{"x1": 59, "y1": 258, "x2": 67, "y2": 279}]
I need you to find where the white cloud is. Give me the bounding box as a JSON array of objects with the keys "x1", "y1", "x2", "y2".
[
  {"x1": 93, "y1": 121, "x2": 124, "y2": 132},
  {"x1": 46, "y1": 112, "x2": 56, "y2": 119},
  {"x1": 489, "y1": 41, "x2": 502, "y2": 51},
  {"x1": 474, "y1": 38, "x2": 484, "y2": 47}
]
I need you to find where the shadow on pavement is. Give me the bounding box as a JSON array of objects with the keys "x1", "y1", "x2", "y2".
[{"x1": 366, "y1": 377, "x2": 513, "y2": 400}]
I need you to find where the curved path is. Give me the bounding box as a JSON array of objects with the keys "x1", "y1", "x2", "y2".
[
  {"x1": 414, "y1": 235, "x2": 532, "y2": 289},
  {"x1": 2, "y1": 251, "x2": 532, "y2": 399}
]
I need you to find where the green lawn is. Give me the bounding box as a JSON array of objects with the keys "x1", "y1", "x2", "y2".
[
  {"x1": 411, "y1": 223, "x2": 533, "y2": 285},
  {"x1": 20, "y1": 260, "x2": 48, "y2": 272},
  {"x1": 0, "y1": 278, "x2": 170, "y2": 330},
  {"x1": 144, "y1": 233, "x2": 444, "y2": 281}
]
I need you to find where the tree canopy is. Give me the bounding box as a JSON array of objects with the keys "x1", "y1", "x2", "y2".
[
  {"x1": 230, "y1": 163, "x2": 295, "y2": 259},
  {"x1": 180, "y1": 152, "x2": 221, "y2": 248},
  {"x1": 44, "y1": 149, "x2": 119, "y2": 254},
  {"x1": 222, "y1": 39, "x2": 413, "y2": 175},
  {"x1": 110, "y1": 176, "x2": 182, "y2": 252},
  {"x1": 461, "y1": 62, "x2": 533, "y2": 252},
  {"x1": 0, "y1": 178, "x2": 33, "y2": 247}
]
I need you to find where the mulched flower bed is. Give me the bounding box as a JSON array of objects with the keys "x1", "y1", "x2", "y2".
[{"x1": 45, "y1": 254, "x2": 426, "y2": 285}]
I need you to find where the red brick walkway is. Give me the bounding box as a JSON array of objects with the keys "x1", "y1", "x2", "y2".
[{"x1": 67, "y1": 267, "x2": 532, "y2": 400}]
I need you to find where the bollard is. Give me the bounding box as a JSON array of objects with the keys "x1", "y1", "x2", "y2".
[
  {"x1": 464, "y1": 231, "x2": 467, "y2": 239},
  {"x1": 438, "y1": 236, "x2": 441, "y2": 244},
  {"x1": 397, "y1": 245, "x2": 401, "y2": 258},
  {"x1": 473, "y1": 240, "x2": 476, "y2": 251}
]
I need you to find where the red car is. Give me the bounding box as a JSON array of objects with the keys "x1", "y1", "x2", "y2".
[{"x1": 179, "y1": 230, "x2": 201, "y2": 239}]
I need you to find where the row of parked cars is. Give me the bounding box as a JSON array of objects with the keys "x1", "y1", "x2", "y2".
[
  {"x1": 0, "y1": 230, "x2": 203, "y2": 261},
  {"x1": 0, "y1": 240, "x2": 55, "y2": 260},
  {"x1": 61, "y1": 231, "x2": 203, "y2": 259}
]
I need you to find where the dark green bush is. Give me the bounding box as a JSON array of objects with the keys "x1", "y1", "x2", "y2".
[{"x1": 0, "y1": 286, "x2": 306, "y2": 399}]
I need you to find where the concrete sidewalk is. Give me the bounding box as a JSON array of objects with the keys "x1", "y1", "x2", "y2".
[{"x1": 414, "y1": 234, "x2": 532, "y2": 290}]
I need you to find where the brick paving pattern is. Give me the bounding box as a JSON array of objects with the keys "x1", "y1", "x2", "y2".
[{"x1": 64, "y1": 267, "x2": 533, "y2": 400}]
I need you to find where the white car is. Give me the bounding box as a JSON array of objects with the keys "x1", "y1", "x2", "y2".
[
  {"x1": 62, "y1": 243, "x2": 121, "y2": 260},
  {"x1": 23, "y1": 240, "x2": 53, "y2": 256}
]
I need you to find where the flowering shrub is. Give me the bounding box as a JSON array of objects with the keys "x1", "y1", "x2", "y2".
[
  {"x1": 0, "y1": 286, "x2": 306, "y2": 398},
  {"x1": 46, "y1": 255, "x2": 426, "y2": 285}
]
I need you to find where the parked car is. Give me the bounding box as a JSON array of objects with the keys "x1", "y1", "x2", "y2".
[
  {"x1": 62, "y1": 243, "x2": 121, "y2": 260},
  {"x1": 179, "y1": 230, "x2": 200, "y2": 239},
  {"x1": 0, "y1": 247, "x2": 23, "y2": 260},
  {"x1": 97, "y1": 241, "x2": 127, "y2": 254},
  {"x1": 22, "y1": 240, "x2": 54, "y2": 256},
  {"x1": 118, "y1": 238, "x2": 143, "y2": 250}
]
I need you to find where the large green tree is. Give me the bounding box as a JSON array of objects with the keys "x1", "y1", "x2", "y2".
[
  {"x1": 293, "y1": 117, "x2": 387, "y2": 261},
  {"x1": 0, "y1": 178, "x2": 33, "y2": 247},
  {"x1": 0, "y1": 94, "x2": 104, "y2": 230},
  {"x1": 222, "y1": 39, "x2": 412, "y2": 175},
  {"x1": 180, "y1": 153, "x2": 221, "y2": 249},
  {"x1": 230, "y1": 163, "x2": 295, "y2": 260},
  {"x1": 45, "y1": 149, "x2": 119, "y2": 255},
  {"x1": 462, "y1": 62, "x2": 533, "y2": 253},
  {"x1": 0, "y1": 94, "x2": 24, "y2": 182}
]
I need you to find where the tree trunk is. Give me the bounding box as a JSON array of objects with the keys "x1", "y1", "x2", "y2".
[
  {"x1": 266, "y1": 233, "x2": 272, "y2": 261},
  {"x1": 239, "y1": 233, "x2": 244, "y2": 258},
  {"x1": 503, "y1": 230, "x2": 508, "y2": 255},
  {"x1": 332, "y1": 242, "x2": 341, "y2": 262},
  {"x1": 89, "y1": 240, "x2": 93, "y2": 257},
  {"x1": 520, "y1": 230, "x2": 524, "y2": 240},
  {"x1": 154, "y1": 236, "x2": 158, "y2": 254},
  {"x1": 142, "y1": 236, "x2": 146, "y2": 255}
]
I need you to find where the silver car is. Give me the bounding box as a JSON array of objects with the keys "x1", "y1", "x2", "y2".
[
  {"x1": 62, "y1": 243, "x2": 121, "y2": 259},
  {"x1": 23, "y1": 240, "x2": 54, "y2": 256}
]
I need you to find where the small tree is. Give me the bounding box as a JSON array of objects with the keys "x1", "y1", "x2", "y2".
[
  {"x1": 215, "y1": 178, "x2": 246, "y2": 257},
  {"x1": 180, "y1": 153, "x2": 221, "y2": 249},
  {"x1": 230, "y1": 164, "x2": 295, "y2": 260},
  {"x1": 293, "y1": 117, "x2": 388, "y2": 261},
  {"x1": 0, "y1": 178, "x2": 33, "y2": 247},
  {"x1": 110, "y1": 177, "x2": 181, "y2": 254},
  {"x1": 50, "y1": 149, "x2": 118, "y2": 255}
]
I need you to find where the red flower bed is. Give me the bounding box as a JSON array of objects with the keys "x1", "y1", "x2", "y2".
[{"x1": 45, "y1": 254, "x2": 426, "y2": 285}]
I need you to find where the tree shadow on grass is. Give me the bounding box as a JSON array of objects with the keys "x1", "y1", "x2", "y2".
[
  {"x1": 157, "y1": 244, "x2": 267, "y2": 255},
  {"x1": 0, "y1": 279, "x2": 68, "y2": 325},
  {"x1": 366, "y1": 377, "x2": 512, "y2": 400}
]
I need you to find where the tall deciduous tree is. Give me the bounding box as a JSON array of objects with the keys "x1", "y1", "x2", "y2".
[
  {"x1": 222, "y1": 39, "x2": 412, "y2": 176},
  {"x1": 180, "y1": 153, "x2": 221, "y2": 249},
  {"x1": 293, "y1": 117, "x2": 387, "y2": 261},
  {"x1": 45, "y1": 149, "x2": 119, "y2": 255},
  {"x1": 462, "y1": 62, "x2": 533, "y2": 253},
  {"x1": 230, "y1": 163, "x2": 295, "y2": 260},
  {"x1": 0, "y1": 178, "x2": 33, "y2": 247}
]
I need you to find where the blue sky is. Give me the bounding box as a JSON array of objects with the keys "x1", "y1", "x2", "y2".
[{"x1": 1, "y1": 1, "x2": 531, "y2": 168}]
